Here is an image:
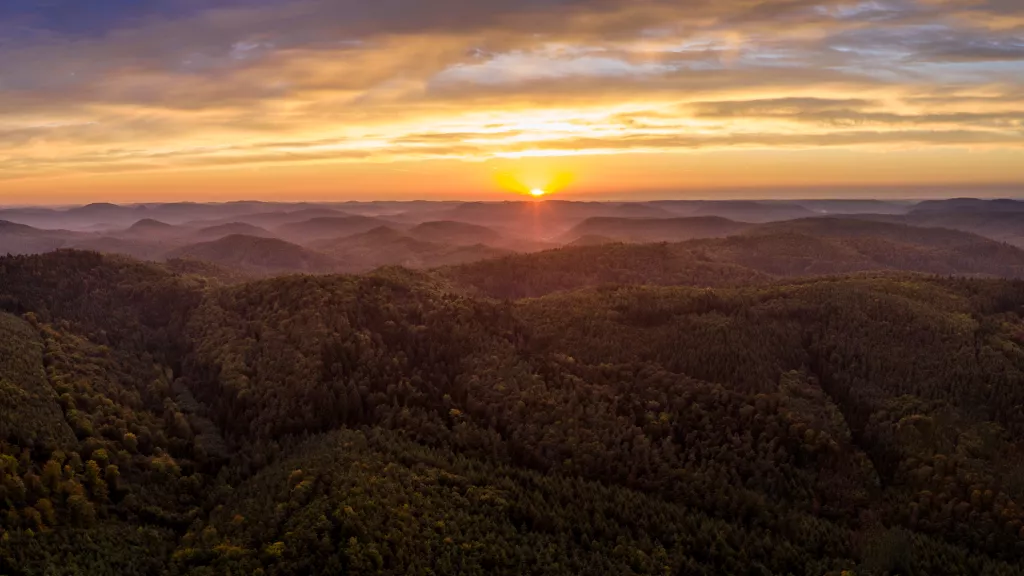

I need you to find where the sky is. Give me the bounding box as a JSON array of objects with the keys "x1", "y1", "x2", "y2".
[{"x1": 0, "y1": 0, "x2": 1023, "y2": 203}]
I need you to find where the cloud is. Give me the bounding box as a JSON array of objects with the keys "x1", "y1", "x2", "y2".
[{"x1": 0, "y1": 0, "x2": 1023, "y2": 190}]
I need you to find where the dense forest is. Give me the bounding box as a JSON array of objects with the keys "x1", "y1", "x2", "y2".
[{"x1": 4, "y1": 229, "x2": 1024, "y2": 573}]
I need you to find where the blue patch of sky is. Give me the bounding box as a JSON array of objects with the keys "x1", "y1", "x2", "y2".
[{"x1": 0, "y1": 0, "x2": 280, "y2": 37}]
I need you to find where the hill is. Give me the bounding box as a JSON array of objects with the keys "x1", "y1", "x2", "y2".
[
  {"x1": 795, "y1": 199, "x2": 913, "y2": 215},
  {"x1": 441, "y1": 242, "x2": 773, "y2": 299},
  {"x1": 649, "y1": 200, "x2": 817, "y2": 222},
  {"x1": 5, "y1": 246, "x2": 1024, "y2": 573},
  {"x1": 562, "y1": 216, "x2": 751, "y2": 243},
  {"x1": 0, "y1": 312, "x2": 76, "y2": 448},
  {"x1": 428, "y1": 201, "x2": 677, "y2": 237},
  {"x1": 445, "y1": 220, "x2": 1024, "y2": 299},
  {"x1": 175, "y1": 269, "x2": 1024, "y2": 573},
  {"x1": 162, "y1": 258, "x2": 255, "y2": 285},
  {"x1": 123, "y1": 218, "x2": 180, "y2": 236},
  {"x1": 191, "y1": 222, "x2": 277, "y2": 242},
  {"x1": 0, "y1": 220, "x2": 78, "y2": 255},
  {"x1": 567, "y1": 234, "x2": 616, "y2": 247},
  {"x1": 409, "y1": 220, "x2": 504, "y2": 246},
  {"x1": 166, "y1": 235, "x2": 337, "y2": 275},
  {"x1": 274, "y1": 215, "x2": 388, "y2": 244},
  {"x1": 312, "y1": 227, "x2": 511, "y2": 272},
  {"x1": 894, "y1": 212, "x2": 1024, "y2": 248},
  {"x1": 68, "y1": 235, "x2": 175, "y2": 261},
  {"x1": 325, "y1": 225, "x2": 408, "y2": 247},
  {"x1": 910, "y1": 198, "x2": 1024, "y2": 213}
]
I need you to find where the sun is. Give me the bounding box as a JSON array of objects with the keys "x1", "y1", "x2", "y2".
[{"x1": 530, "y1": 188, "x2": 547, "y2": 197}]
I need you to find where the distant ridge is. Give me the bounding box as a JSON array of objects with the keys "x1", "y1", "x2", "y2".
[
  {"x1": 275, "y1": 215, "x2": 387, "y2": 244},
  {"x1": 445, "y1": 218, "x2": 1024, "y2": 299},
  {"x1": 562, "y1": 216, "x2": 751, "y2": 243},
  {"x1": 166, "y1": 234, "x2": 337, "y2": 275},
  {"x1": 192, "y1": 222, "x2": 276, "y2": 242},
  {"x1": 409, "y1": 221, "x2": 503, "y2": 246}
]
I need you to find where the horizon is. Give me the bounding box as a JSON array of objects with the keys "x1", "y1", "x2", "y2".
[
  {"x1": 3, "y1": 185, "x2": 1024, "y2": 208},
  {"x1": 2, "y1": 0, "x2": 1023, "y2": 203}
]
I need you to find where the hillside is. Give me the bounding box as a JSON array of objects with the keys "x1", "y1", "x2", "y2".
[
  {"x1": 190, "y1": 222, "x2": 277, "y2": 242},
  {"x1": 795, "y1": 199, "x2": 913, "y2": 215},
  {"x1": 760, "y1": 216, "x2": 1015, "y2": 246},
  {"x1": 325, "y1": 225, "x2": 408, "y2": 247},
  {"x1": 182, "y1": 207, "x2": 354, "y2": 228},
  {"x1": 3, "y1": 246, "x2": 1024, "y2": 573},
  {"x1": 68, "y1": 235, "x2": 177, "y2": 261},
  {"x1": 441, "y1": 242, "x2": 773, "y2": 299},
  {"x1": 408, "y1": 220, "x2": 504, "y2": 246},
  {"x1": 274, "y1": 215, "x2": 388, "y2": 244},
  {"x1": 910, "y1": 198, "x2": 1024, "y2": 214},
  {"x1": 0, "y1": 313, "x2": 75, "y2": 448},
  {"x1": 166, "y1": 234, "x2": 337, "y2": 275},
  {"x1": 123, "y1": 219, "x2": 181, "y2": 237},
  {"x1": 427, "y1": 201, "x2": 677, "y2": 236},
  {"x1": 241, "y1": 207, "x2": 352, "y2": 226},
  {"x1": 445, "y1": 221, "x2": 1024, "y2": 299},
  {"x1": 649, "y1": 200, "x2": 817, "y2": 222},
  {"x1": 313, "y1": 227, "x2": 511, "y2": 272},
  {"x1": 562, "y1": 216, "x2": 751, "y2": 243},
  {"x1": 0, "y1": 221, "x2": 78, "y2": 255},
  {"x1": 567, "y1": 234, "x2": 616, "y2": 247},
  {"x1": 895, "y1": 212, "x2": 1024, "y2": 248},
  {"x1": 175, "y1": 268, "x2": 1024, "y2": 572}
]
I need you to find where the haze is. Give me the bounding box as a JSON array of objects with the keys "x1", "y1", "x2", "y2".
[
  {"x1": 2, "y1": 0, "x2": 1023, "y2": 204},
  {"x1": 8, "y1": 4, "x2": 1024, "y2": 570}
]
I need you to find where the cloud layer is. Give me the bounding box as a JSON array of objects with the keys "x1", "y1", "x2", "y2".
[{"x1": 1, "y1": 0, "x2": 1022, "y2": 198}]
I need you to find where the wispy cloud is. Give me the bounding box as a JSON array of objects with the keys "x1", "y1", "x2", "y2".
[{"x1": 0, "y1": 0, "x2": 1022, "y2": 197}]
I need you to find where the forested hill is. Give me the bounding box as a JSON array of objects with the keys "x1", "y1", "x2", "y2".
[
  {"x1": 444, "y1": 221, "x2": 1024, "y2": 299},
  {"x1": 2, "y1": 250, "x2": 1024, "y2": 574}
]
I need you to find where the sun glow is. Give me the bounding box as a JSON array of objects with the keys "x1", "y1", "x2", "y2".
[{"x1": 495, "y1": 170, "x2": 574, "y2": 198}]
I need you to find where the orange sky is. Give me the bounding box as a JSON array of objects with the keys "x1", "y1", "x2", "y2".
[{"x1": 1, "y1": 0, "x2": 1023, "y2": 203}]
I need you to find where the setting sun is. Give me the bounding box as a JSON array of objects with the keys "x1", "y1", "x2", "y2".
[{"x1": 530, "y1": 188, "x2": 547, "y2": 197}]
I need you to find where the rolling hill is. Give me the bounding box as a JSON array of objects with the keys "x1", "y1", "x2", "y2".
[
  {"x1": 445, "y1": 219, "x2": 1024, "y2": 299},
  {"x1": 122, "y1": 218, "x2": 183, "y2": 237},
  {"x1": 562, "y1": 216, "x2": 752, "y2": 243},
  {"x1": 408, "y1": 220, "x2": 504, "y2": 246},
  {"x1": 191, "y1": 222, "x2": 277, "y2": 242},
  {"x1": 649, "y1": 200, "x2": 817, "y2": 222},
  {"x1": 567, "y1": 234, "x2": 616, "y2": 247},
  {"x1": 426, "y1": 201, "x2": 678, "y2": 237},
  {"x1": 899, "y1": 211, "x2": 1024, "y2": 248},
  {"x1": 794, "y1": 199, "x2": 914, "y2": 215},
  {"x1": 910, "y1": 198, "x2": 1024, "y2": 213},
  {"x1": 312, "y1": 226, "x2": 511, "y2": 272},
  {"x1": 2, "y1": 248, "x2": 1024, "y2": 573},
  {"x1": 274, "y1": 215, "x2": 388, "y2": 244},
  {"x1": 68, "y1": 235, "x2": 176, "y2": 261},
  {"x1": 8, "y1": 201, "x2": 1024, "y2": 574},
  {"x1": 0, "y1": 220, "x2": 79, "y2": 255},
  {"x1": 166, "y1": 234, "x2": 337, "y2": 275}
]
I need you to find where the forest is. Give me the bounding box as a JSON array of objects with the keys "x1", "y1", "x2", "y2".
[{"x1": 3, "y1": 200, "x2": 1024, "y2": 574}]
